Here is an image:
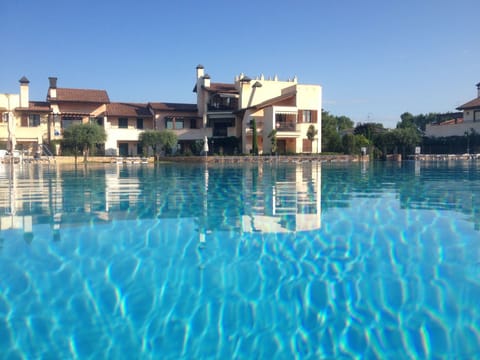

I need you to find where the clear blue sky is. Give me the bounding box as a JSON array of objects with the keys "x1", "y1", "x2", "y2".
[{"x1": 1, "y1": 0, "x2": 479, "y2": 128}]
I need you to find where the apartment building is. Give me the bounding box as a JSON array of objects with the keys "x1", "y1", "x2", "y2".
[
  {"x1": 194, "y1": 65, "x2": 322, "y2": 154},
  {"x1": 1, "y1": 66, "x2": 322, "y2": 156},
  {"x1": 0, "y1": 77, "x2": 50, "y2": 152},
  {"x1": 425, "y1": 82, "x2": 480, "y2": 138}
]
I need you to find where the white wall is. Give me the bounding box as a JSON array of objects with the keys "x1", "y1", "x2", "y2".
[{"x1": 425, "y1": 121, "x2": 480, "y2": 137}]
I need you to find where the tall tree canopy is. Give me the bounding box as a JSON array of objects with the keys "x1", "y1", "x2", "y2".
[
  {"x1": 139, "y1": 130, "x2": 178, "y2": 157},
  {"x1": 321, "y1": 110, "x2": 354, "y2": 152},
  {"x1": 397, "y1": 111, "x2": 463, "y2": 132},
  {"x1": 354, "y1": 122, "x2": 386, "y2": 142},
  {"x1": 62, "y1": 122, "x2": 107, "y2": 163}
]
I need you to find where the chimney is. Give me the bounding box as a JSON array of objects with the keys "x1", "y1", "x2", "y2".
[
  {"x1": 49, "y1": 77, "x2": 57, "y2": 99},
  {"x1": 195, "y1": 66, "x2": 208, "y2": 121},
  {"x1": 477, "y1": 82, "x2": 480, "y2": 98},
  {"x1": 19, "y1": 76, "x2": 30, "y2": 108},
  {"x1": 49, "y1": 77, "x2": 57, "y2": 88},
  {"x1": 203, "y1": 74, "x2": 211, "y2": 88},
  {"x1": 196, "y1": 64, "x2": 204, "y2": 79}
]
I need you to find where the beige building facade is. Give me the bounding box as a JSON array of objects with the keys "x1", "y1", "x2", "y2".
[
  {"x1": 0, "y1": 77, "x2": 50, "y2": 153},
  {"x1": 1, "y1": 66, "x2": 323, "y2": 156},
  {"x1": 194, "y1": 65, "x2": 322, "y2": 155}
]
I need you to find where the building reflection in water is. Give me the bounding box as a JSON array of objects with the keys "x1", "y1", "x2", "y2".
[
  {"x1": 1, "y1": 161, "x2": 480, "y2": 245},
  {"x1": 0, "y1": 162, "x2": 323, "y2": 244},
  {"x1": 241, "y1": 162, "x2": 321, "y2": 233}
]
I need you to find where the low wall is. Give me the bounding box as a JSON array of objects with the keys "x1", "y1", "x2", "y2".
[
  {"x1": 156, "y1": 154, "x2": 369, "y2": 163},
  {"x1": 10, "y1": 155, "x2": 371, "y2": 165},
  {"x1": 408, "y1": 154, "x2": 480, "y2": 161}
]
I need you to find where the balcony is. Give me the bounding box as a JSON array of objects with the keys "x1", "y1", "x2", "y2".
[
  {"x1": 275, "y1": 113, "x2": 297, "y2": 132},
  {"x1": 207, "y1": 104, "x2": 236, "y2": 112},
  {"x1": 276, "y1": 121, "x2": 296, "y2": 131},
  {"x1": 207, "y1": 95, "x2": 238, "y2": 112}
]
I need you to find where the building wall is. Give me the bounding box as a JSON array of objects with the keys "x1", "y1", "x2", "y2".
[
  {"x1": 237, "y1": 76, "x2": 297, "y2": 109},
  {"x1": 463, "y1": 109, "x2": 480, "y2": 122},
  {"x1": 3, "y1": 70, "x2": 323, "y2": 155},
  {"x1": 154, "y1": 111, "x2": 206, "y2": 140},
  {"x1": 425, "y1": 120, "x2": 480, "y2": 137},
  {"x1": 0, "y1": 94, "x2": 20, "y2": 146},
  {"x1": 104, "y1": 116, "x2": 154, "y2": 156},
  {"x1": 15, "y1": 113, "x2": 49, "y2": 146},
  {"x1": 53, "y1": 102, "x2": 102, "y2": 115},
  {"x1": 296, "y1": 84, "x2": 322, "y2": 153}
]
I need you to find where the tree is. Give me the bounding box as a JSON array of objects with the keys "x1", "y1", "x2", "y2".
[
  {"x1": 268, "y1": 129, "x2": 277, "y2": 154},
  {"x1": 139, "y1": 130, "x2": 159, "y2": 156},
  {"x1": 397, "y1": 111, "x2": 463, "y2": 132},
  {"x1": 354, "y1": 122, "x2": 386, "y2": 142},
  {"x1": 62, "y1": 123, "x2": 107, "y2": 164},
  {"x1": 158, "y1": 130, "x2": 178, "y2": 155},
  {"x1": 342, "y1": 133, "x2": 355, "y2": 155},
  {"x1": 341, "y1": 134, "x2": 371, "y2": 155},
  {"x1": 139, "y1": 130, "x2": 178, "y2": 158},
  {"x1": 392, "y1": 127, "x2": 420, "y2": 157},
  {"x1": 306, "y1": 124, "x2": 318, "y2": 152},
  {"x1": 139, "y1": 130, "x2": 160, "y2": 156},
  {"x1": 321, "y1": 110, "x2": 354, "y2": 152},
  {"x1": 250, "y1": 119, "x2": 258, "y2": 155}
]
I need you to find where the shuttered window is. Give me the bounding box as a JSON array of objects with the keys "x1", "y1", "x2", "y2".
[
  {"x1": 298, "y1": 110, "x2": 318, "y2": 123},
  {"x1": 303, "y1": 139, "x2": 312, "y2": 152}
]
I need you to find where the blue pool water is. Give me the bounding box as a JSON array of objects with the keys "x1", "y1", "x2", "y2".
[{"x1": 0, "y1": 161, "x2": 479, "y2": 359}]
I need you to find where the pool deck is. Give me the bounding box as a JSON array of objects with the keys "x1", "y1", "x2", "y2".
[
  {"x1": 157, "y1": 154, "x2": 369, "y2": 163},
  {"x1": 4, "y1": 153, "x2": 480, "y2": 165}
]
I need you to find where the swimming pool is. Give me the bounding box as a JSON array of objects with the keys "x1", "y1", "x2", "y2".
[{"x1": 0, "y1": 161, "x2": 479, "y2": 359}]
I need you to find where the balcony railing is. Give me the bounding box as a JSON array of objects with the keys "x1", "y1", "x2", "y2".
[
  {"x1": 207, "y1": 104, "x2": 236, "y2": 112},
  {"x1": 276, "y1": 122, "x2": 296, "y2": 131}
]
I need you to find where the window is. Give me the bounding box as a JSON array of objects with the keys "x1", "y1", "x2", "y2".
[
  {"x1": 21, "y1": 114, "x2": 41, "y2": 127},
  {"x1": 118, "y1": 143, "x2": 128, "y2": 156},
  {"x1": 213, "y1": 125, "x2": 228, "y2": 137},
  {"x1": 118, "y1": 118, "x2": 128, "y2": 128},
  {"x1": 174, "y1": 119, "x2": 184, "y2": 129},
  {"x1": 90, "y1": 117, "x2": 103, "y2": 126},
  {"x1": 190, "y1": 119, "x2": 197, "y2": 129},
  {"x1": 137, "y1": 118, "x2": 144, "y2": 129},
  {"x1": 165, "y1": 117, "x2": 174, "y2": 129},
  {"x1": 165, "y1": 117, "x2": 185, "y2": 130},
  {"x1": 303, "y1": 110, "x2": 312, "y2": 123},
  {"x1": 62, "y1": 116, "x2": 82, "y2": 129},
  {"x1": 475, "y1": 111, "x2": 480, "y2": 122}
]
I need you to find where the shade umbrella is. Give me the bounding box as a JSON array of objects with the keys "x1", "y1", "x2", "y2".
[{"x1": 203, "y1": 136, "x2": 209, "y2": 154}]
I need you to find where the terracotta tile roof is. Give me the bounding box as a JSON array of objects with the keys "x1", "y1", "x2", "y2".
[
  {"x1": 52, "y1": 88, "x2": 110, "y2": 103},
  {"x1": 104, "y1": 103, "x2": 151, "y2": 117},
  {"x1": 457, "y1": 97, "x2": 480, "y2": 110},
  {"x1": 207, "y1": 82, "x2": 238, "y2": 94},
  {"x1": 149, "y1": 102, "x2": 197, "y2": 112},
  {"x1": 16, "y1": 101, "x2": 51, "y2": 112},
  {"x1": 438, "y1": 118, "x2": 463, "y2": 125}
]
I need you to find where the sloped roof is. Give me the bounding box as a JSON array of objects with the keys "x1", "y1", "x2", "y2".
[
  {"x1": 193, "y1": 82, "x2": 239, "y2": 94},
  {"x1": 438, "y1": 118, "x2": 463, "y2": 125},
  {"x1": 104, "y1": 103, "x2": 151, "y2": 117},
  {"x1": 16, "y1": 101, "x2": 51, "y2": 112},
  {"x1": 52, "y1": 88, "x2": 110, "y2": 103},
  {"x1": 149, "y1": 102, "x2": 197, "y2": 112},
  {"x1": 207, "y1": 82, "x2": 238, "y2": 94},
  {"x1": 248, "y1": 91, "x2": 297, "y2": 111},
  {"x1": 457, "y1": 97, "x2": 480, "y2": 110}
]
